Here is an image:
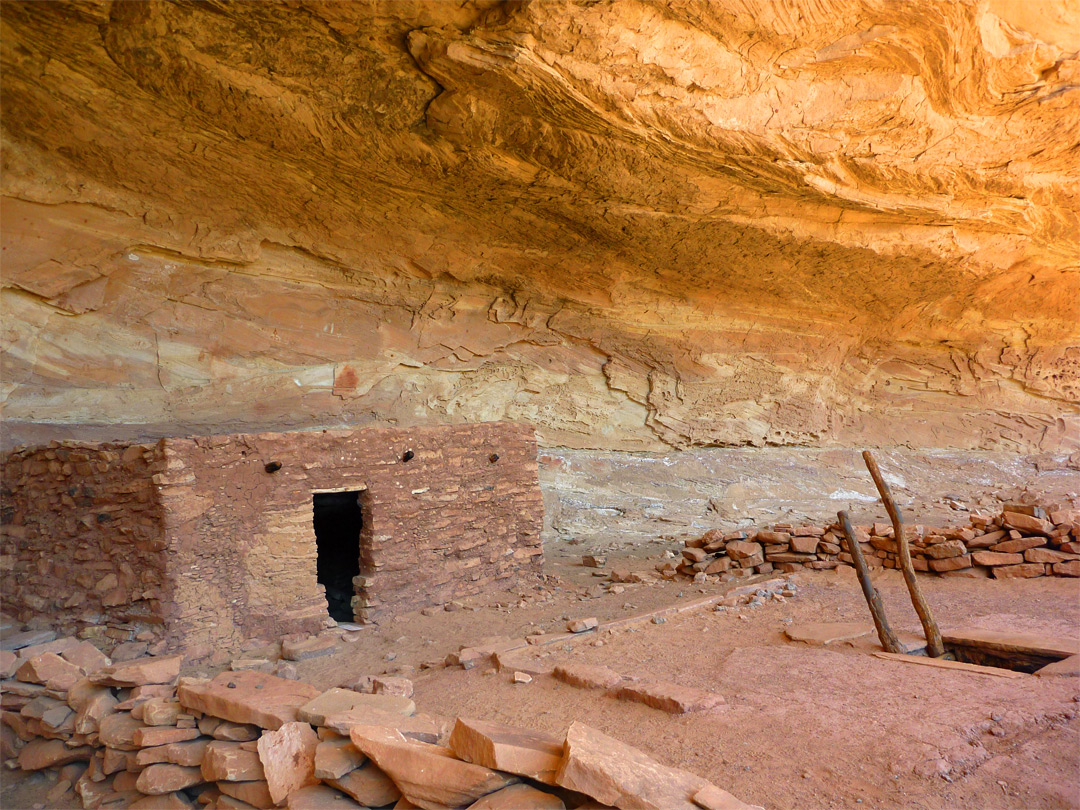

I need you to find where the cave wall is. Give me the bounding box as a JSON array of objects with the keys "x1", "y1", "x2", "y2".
[{"x1": 2, "y1": 1, "x2": 1077, "y2": 452}]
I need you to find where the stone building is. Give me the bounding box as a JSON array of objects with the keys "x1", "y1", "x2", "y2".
[{"x1": 0, "y1": 422, "x2": 544, "y2": 657}]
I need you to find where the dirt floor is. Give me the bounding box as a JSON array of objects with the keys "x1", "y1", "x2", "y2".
[{"x1": 4, "y1": 547, "x2": 1079, "y2": 810}]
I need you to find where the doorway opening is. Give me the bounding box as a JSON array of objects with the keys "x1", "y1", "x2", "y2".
[{"x1": 312, "y1": 490, "x2": 364, "y2": 622}]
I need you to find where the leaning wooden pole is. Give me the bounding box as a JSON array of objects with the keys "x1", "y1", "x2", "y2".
[
  {"x1": 862, "y1": 450, "x2": 945, "y2": 658},
  {"x1": 837, "y1": 510, "x2": 905, "y2": 654}
]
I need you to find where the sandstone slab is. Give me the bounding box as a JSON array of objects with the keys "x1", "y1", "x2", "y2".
[
  {"x1": 17, "y1": 737, "x2": 95, "y2": 770},
  {"x1": 553, "y1": 664, "x2": 626, "y2": 690},
  {"x1": 203, "y1": 741, "x2": 266, "y2": 782},
  {"x1": 16, "y1": 652, "x2": 84, "y2": 691},
  {"x1": 178, "y1": 671, "x2": 320, "y2": 730},
  {"x1": 467, "y1": 783, "x2": 566, "y2": 809},
  {"x1": 165, "y1": 737, "x2": 212, "y2": 767},
  {"x1": 556, "y1": 721, "x2": 739, "y2": 810},
  {"x1": 135, "y1": 764, "x2": 204, "y2": 795},
  {"x1": 298, "y1": 688, "x2": 415, "y2": 726},
  {"x1": 449, "y1": 717, "x2": 563, "y2": 785},
  {"x1": 614, "y1": 682, "x2": 725, "y2": 714},
  {"x1": 1, "y1": 630, "x2": 56, "y2": 651},
  {"x1": 286, "y1": 785, "x2": 367, "y2": 809},
  {"x1": 326, "y1": 762, "x2": 402, "y2": 807},
  {"x1": 98, "y1": 711, "x2": 146, "y2": 749},
  {"x1": 61, "y1": 642, "x2": 111, "y2": 675},
  {"x1": 91, "y1": 656, "x2": 182, "y2": 687},
  {"x1": 257, "y1": 720, "x2": 319, "y2": 805},
  {"x1": 991, "y1": 563, "x2": 1047, "y2": 579},
  {"x1": 218, "y1": 780, "x2": 275, "y2": 810},
  {"x1": 349, "y1": 723, "x2": 516, "y2": 809},
  {"x1": 1035, "y1": 655, "x2": 1080, "y2": 678},
  {"x1": 323, "y1": 708, "x2": 447, "y2": 744},
  {"x1": 989, "y1": 537, "x2": 1046, "y2": 554},
  {"x1": 929, "y1": 554, "x2": 972, "y2": 572},
  {"x1": 971, "y1": 551, "x2": 1024, "y2": 567},
  {"x1": 1024, "y1": 548, "x2": 1080, "y2": 564},
  {"x1": 314, "y1": 737, "x2": 367, "y2": 780},
  {"x1": 692, "y1": 784, "x2": 764, "y2": 810},
  {"x1": 784, "y1": 622, "x2": 874, "y2": 646},
  {"x1": 133, "y1": 725, "x2": 201, "y2": 747}
]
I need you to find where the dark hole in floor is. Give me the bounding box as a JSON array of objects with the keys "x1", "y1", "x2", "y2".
[
  {"x1": 946, "y1": 645, "x2": 1062, "y2": 675},
  {"x1": 313, "y1": 490, "x2": 363, "y2": 623}
]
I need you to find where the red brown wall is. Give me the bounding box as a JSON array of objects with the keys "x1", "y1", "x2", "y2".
[
  {"x1": 0, "y1": 441, "x2": 169, "y2": 653},
  {"x1": 155, "y1": 422, "x2": 544, "y2": 653}
]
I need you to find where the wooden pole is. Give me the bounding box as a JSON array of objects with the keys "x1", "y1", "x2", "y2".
[
  {"x1": 862, "y1": 450, "x2": 945, "y2": 658},
  {"x1": 837, "y1": 510, "x2": 905, "y2": 654}
]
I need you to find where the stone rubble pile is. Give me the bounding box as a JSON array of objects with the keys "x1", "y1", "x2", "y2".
[
  {"x1": 665, "y1": 504, "x2": 1080, "y2": 582},
  {"x1": 2, "y1": 636, "x2": 760, "y2": 810}
]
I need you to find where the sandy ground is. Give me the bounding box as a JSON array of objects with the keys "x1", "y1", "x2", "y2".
[{"x1": 4, "y1": 550, "x2": 1079, "y2": 810}]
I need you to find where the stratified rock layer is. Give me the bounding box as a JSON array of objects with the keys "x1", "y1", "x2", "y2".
[{"x1": 1, "y1": 1, "x2": 1077, "y2": 451}]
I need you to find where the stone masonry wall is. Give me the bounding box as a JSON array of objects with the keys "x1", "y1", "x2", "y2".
[
  {"x1": 155, "y1": 422, "x2": 544, "y2": 653},
  {"x1": 0, "y1": 441, "x2": 169, "y2": 653}
]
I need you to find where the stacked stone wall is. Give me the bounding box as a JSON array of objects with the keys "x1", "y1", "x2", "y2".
[{"x1": 0, "y1": 441, "x2": 168, "y2": 652}]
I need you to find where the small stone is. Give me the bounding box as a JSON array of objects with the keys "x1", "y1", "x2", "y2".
[
  {"x1": 512, "y1": 672, "x2": 532, "y2": 684},
  {"x1": 582, "y1": 556, "x2": 606, "y2": 568},
  {"x1": 371, "y1": 676, "x2": 413, "y2": 699},
  {"x1": 567, "y1": 618, "x2": 598, "y2": 634}
]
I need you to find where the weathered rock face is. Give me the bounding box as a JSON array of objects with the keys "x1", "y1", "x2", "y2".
[{"x1": 2, "y1": 1, "x2": 1077, "y2": 451}]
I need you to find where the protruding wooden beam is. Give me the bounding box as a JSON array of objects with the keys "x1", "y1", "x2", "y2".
[
  {"x1": 862, "y1": 450, "x2": 945, "y2": 658},
  {"x1": 837, "y1": 510, "x2": 904, "y2": 654}
]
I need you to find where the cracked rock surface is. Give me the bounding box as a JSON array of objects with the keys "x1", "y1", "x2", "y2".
[{"x1": 1, "y1": 0, "x2": 1077, "y2": 450}]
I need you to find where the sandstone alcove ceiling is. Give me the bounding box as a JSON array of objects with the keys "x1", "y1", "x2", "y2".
[{"x1": 1, "y1": 0, "x2": 1078, "y2": 451}]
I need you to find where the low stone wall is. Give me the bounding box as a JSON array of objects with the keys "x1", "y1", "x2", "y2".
[
  {"x1": 1, "y1": 637, "x2": 758, "y2": 810},
  {"x1": 665, "y1": 504, "x2": 1080, "y2": 581},
  {"x1": 0, "y1": 442, "x2": 170, "y2": 656}
]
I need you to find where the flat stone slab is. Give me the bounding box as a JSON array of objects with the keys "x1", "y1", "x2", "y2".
[
  {"x1": 449, "y1": 717, "x2": 563, "y2": 785},
  {"x1": 468, "y1": 783, "x2": 566, "y2": 809},
  {"x1": 286, "y1": 785, "x2": 367, "y2": 809},
  {"x1": 178, "y1": 671, "x2": 321, "y2": 730},
  {"x1": 614, "y1": 681, "x2": 725, "y2": 714},
  {"x1": 552, "y1": 664, "x2": 626, "y2": 690},
  {"x1": 91, "y1": 655, "x2": 182, "y2": 687},
  {"x1": 941, "y1": 628, "x2": 1080, "y2": 659},
  {"x1": 297, "y1": 688, "x2": 415, "y2": 726},
  {"x1": 555, "y1": 721, "x2": 756, "y2": 810},
  {"x1": 349, "y1": 723, "x2": 516, "y2": 809},
  {"x1": 258, "y1": 721, "x2": 319, "y2": 805},
  {"x1": 1035, "y1": 655, "x2": 1080, "y2": 678},
  {"x1": 784, "y1": 622, "x2": 875, "y2": 646},
  {"x1": 322, "y1": 709, "x2": 447, "y2": 745},
  {"x1": 282, "y1": 636, "x2": 341, "y2": 662},
  {"x1": 872, "y1": 652, "x2": 1027, "y2": 679},
  {"x1": 325, "y1": 763, "x2": 401, "y2": 807},
  {"x1": 314, "y1": 738, "x2": 367, "y2": 781},
  {"x1": 0, "y1": 630, "x2": 56, "y2": 651}
]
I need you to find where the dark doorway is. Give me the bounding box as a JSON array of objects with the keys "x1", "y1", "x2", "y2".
[{"x1": 312, "y1": 491, "x2": 363, "y2": 623}]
